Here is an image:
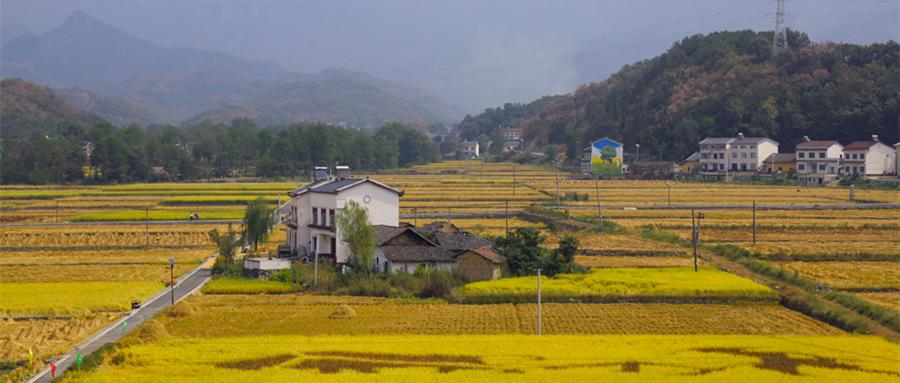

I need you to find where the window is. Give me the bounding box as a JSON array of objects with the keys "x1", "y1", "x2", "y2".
[
  {"x1": 798, "y1": 164, "x2": 806, "y2": 171},
  {"x1": 860, "y1": 154, "x2": 865, "y2": 160},
  {"x1": 750, "y1": 152, "x2": 755, "y2": 158},
  {"x1": 798, "y1": 152, "x2": 805, "y2": 158},
  {"x1": 312, "y1": 208, "x2": 318, "y2": 225},
  {"x1": 732, "y1": 153, "x2": 737, "y2": 158},
  {"x1": 819, "y1": 164, "x2": 826, "y2": 171},
  {"x1": 818, "y1": 152, "x2": 825, "y2": 159},
  {"x1": 329, "y1": 209, "x2": 335, "y2": 227},
  {"x1": 740, "y1": 164, "x2": 747, "y2": 171},
  {"x1": 719, "y1": 164, "x2": 725, "y2": 170},
  {"x1": 741, "y1": 153, "x2": 747, "y2": 159},
  {"x1": 320, "y1": 209, "x2": 326, "y2": 226}
]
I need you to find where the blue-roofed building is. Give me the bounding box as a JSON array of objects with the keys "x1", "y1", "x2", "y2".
[{"x1": 581, "y1": 137, "x2": 624, "y2": 175}]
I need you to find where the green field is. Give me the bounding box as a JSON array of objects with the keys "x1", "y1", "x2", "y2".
[
  {"x1": 202, "y1": 277, "x2": 297, "y2": 295},
  {"x1": 454, "y1": 268, "x2": 777, "y2": 303},
  {"x1": 0, "y1": 281, "x2": 164, "y2": 316}
]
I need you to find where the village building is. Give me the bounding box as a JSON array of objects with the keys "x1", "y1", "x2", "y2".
[
  {"x1": 840, "y1": 137, "x2": 896, "y2": 178},
  {"x1": 243, "y1": 257, "x2": 291, "y2": 278},
  {"x1": 679, "y1": 152, "x2": 700, "y2": 173},
  {"x1": 503, "y1": 140, "x2": 524, "y2": 153},
  {"x1": 629, "y1": 161, "x2": 680, "y2": 179},
  {"x1": 581, "y1": 137, "x2": 624, "y2": 175},
  {"x1": 895, "y1": 142, "x2": 900, "y2": 179},
  {"x1": 461, "y1": 140, "x2": 480, "y2": 159},
  {"x1": 762, "y1": 153, "x2": 796, "y2": 174},
  {"x1": 455, "y1": 245, "x2": 504, "y2": 281},
  {"x1": 284, "y1": 166, "x2": 403, "y2": 265},
  {"x1": 373, "y1": 225, "x2": 455, "y2": 273},
  {"x1": 795, "y1": 138, "x2": 842, "y2": 185},
  {"x1": 699, "y1": 133, "x2": 779, "y2": 174},
  {"x1": 505, "y1": 127, "x2": 523, "y2": 141}
]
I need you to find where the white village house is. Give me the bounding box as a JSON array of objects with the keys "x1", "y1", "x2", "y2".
[
  {"x1": 282, "y1": 167, "x2": 503, "y2": 280},
  {"x1": 283, "y1": 166, "x2": 402, "y2": 265},
  {"x1": 795, "y1": 138, "x2": 843, "y2": 186},
  {"x1": 699, "y1": 133, "x2": 779, "y2": 174},
  {"x1": 840, "y1": 136, "x2": 896, "y2": 178}
]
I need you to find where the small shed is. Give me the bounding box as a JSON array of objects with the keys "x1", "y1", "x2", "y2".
[
  {"x1": 455, "y1": 245, "x2": 504, "y2": 281},
  {"x1": 243, "y1": 257, "x2": 291, "y2": 278}
]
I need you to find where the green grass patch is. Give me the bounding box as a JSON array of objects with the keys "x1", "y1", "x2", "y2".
[
  {"x1": 202, "y1": 277, "x2": 297, "y2": 295},
  {"x1": 454, "y1": 267, "x2": 777, "y2": 303}
]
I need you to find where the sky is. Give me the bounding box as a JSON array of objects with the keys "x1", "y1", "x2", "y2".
[{"x1": 2, "y1": 0, "x2": 898, "y2": 113}]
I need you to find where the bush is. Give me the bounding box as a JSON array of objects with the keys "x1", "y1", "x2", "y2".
[{"x1": 418, "y1": 270, "x2": 459, "y2": 299}]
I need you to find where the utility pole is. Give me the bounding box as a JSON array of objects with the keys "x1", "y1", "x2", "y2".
[
  {"x1": 691, "y1": 209, "x2": 697, "y2": 272},
  {"x1": 145, "y1": 207, "x2": 150, "y2": 247},
  {"x1": 536, "y1": 268, "x2": 542, "y2": 336},
  {"x1": 505, "y1": 200, "x2": 509, "y2": 236},
  {"x1": 513, "y1": 164, "x2": 517, "y2": 195},
  {"x1": 772, "y1": 0, "x2": 789, "y2": 57},
  {"x1": 56, "y1": 200, "x2": 60, "y2": 223},
  {"x1": 667, "y1": 183, "x2": 672, "y2": 206},
  {"x1": 314, "y1": 251, "x2": 318, "y2": 288},
  {"x1": 594, "y1": 174, "x2": 602, "y2": 226},
  {"x1": 635, "y1": 144, "x2": 640, "y2": 163},
  {"x1": 555, "y1": 161, "x2": 560, "y2": 210},
  {"x1": 448, "y1": 207, "x2": 452, "y2": 225},
  {"x1": 168, "y1": 258, "x2": 176, "y2": 306},
  {"x1": 752, "y1": 201, "x2": 757, "y2": 246},
  {"x1": 693, "y1": 211, "x2": 704, "y2": 272},
  {"x1": 481, "y1": 160, "x2": 484, "y2": 180},
  {"x1": 413, "y1": 207, "x2": 418, "y2": 227}
]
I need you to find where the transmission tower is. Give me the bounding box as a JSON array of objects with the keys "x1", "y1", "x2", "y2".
[{"x1": 772, "y1": 0, "x2": 788, "y2": 56}]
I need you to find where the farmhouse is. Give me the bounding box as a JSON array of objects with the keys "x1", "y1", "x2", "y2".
[
  {"x1": 629, "y1": 161, "x2": 680, "y2": 179},
  {"x1": 763, "y1": 153, "x2": 796, "y2": 174},
  {"x1": 840, "y1": 137, "x2": 896, "y2": 178},
  {"x1": 283, "y1": 166, "x2": 403, "y2": 265},
  {"x1": 243, "y1": 257, "x2": 291, "y2": 278},
  {"x1": 795, "y1": 138, "x2": 842, "y2": 185},
  {"x1": 372, "y1": 222, "x2": 502, "y2": 280},
  {"x1": 581, "y1": 137, "x2": 624, "y2": 175},
  {"x1": 699, "y1": 133, "x2": 779, "y2": 174},
  {"x1": 679, "y1": 152, "x2": 700, "y2": 173},
  {"x1": 461, "y1": 141, "x2": 480, "y2": 159}
]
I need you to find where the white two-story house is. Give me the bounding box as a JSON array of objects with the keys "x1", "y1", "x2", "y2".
[
  {"x1": 284, "y1": 166, "x2": 403, "y2": 265},
  {"x1": 699, "y1": 133, "x2": 779, "y2": 174},
  {"x1": 840, "y1": 137, "x2": 897, "y2": 178},
  {"x1": 795, "y1": 138, "x2": 843, "y2": 186}
]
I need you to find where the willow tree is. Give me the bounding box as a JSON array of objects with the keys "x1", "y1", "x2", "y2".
[
  {"x1": 243, "y1": 197, "x2": 274, "y2": 251},
  {"x1": 336, "y1": 200, "x2": 375, "y2": 275}
]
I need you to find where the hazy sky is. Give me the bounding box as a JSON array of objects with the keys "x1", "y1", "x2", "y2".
[{"x1": 3, "y1": 0, "x2": 898, "y2": 113}]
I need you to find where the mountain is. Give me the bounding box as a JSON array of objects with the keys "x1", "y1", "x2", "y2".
[
  {"x1": 2, "y1": 11, "x2": 463, "y2": 126},
  {"x1": 57, "y1": 87, "x2": 163, "y2": 127},
  {"x1": 470, "y1": 31, "x2": 898, "y2": 161},
  {"x1": 183, "y1": 69, "x2": 464, "y2": 128},
  {"x1": 1, "y1": 10, "x2": 282, "y2": 91},
  {"x1": 0, "y1": 78, "x2": 106, "y2": 138}
]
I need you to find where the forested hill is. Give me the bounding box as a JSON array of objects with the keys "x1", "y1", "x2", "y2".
[
  {"x1": 507, "y1": 30, "x2": 899, "y2": 161},
  {"x1": 0, "y1": 78, "x2": 106, "y2": 138}
]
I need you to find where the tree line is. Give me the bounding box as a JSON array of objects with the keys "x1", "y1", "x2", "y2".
[{"x1": 1, "y1": 119, "x2": 441, "y2": 184}]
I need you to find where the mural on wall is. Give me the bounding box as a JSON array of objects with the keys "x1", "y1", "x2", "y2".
[{"x1": 589, "y1": 137, "x2": 623, "y2": 177}]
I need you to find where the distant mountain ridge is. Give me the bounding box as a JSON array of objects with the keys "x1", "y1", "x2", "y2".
[
  {"x1": 0, "y1": 78, "x2": 107, "y2": 137},
  {"x1": 1, "y1": 10, "x2": 463, "y2": 127}
]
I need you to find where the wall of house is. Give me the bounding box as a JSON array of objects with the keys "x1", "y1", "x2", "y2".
[
  {"x1": 456, "y1": 252, "x2": 500, "y2": 281},
  {"x1": 865, "y1": 144, "x2": 897, "y2": 175},
  {"x1": 335, "y1": 182, "x2": 400, "y2": 265}
]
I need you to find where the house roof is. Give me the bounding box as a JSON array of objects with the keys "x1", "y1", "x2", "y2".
[
  {"x1": 844, "y1": 141, "x2": 880, "y2": 151},
  {"x1": 421, "y1": 221, "x2": 460, "y2": 234},
  {"x1": 374, "y1": 225, "x2": 437, "y2": 247},
  {"x1": 734, "y1": 137, "x2": 778, "y2": 145},
  {"x1": 381, "y1": 245, "x2": 455, "y2": 263},
  {"x1": 288, "y1": 177, "x2": 403, "y2": 197},
  {"x1": 699, "y1": 137, "x2": 735, "y2": 145},
  {"x1": 461, "y1": 245, "x2": 504, "y2": 264},
  {"x1": 681, "y1": 152, "x2": 700, "y2": 163},
  {"x1": 591, "y1": 137, "x2": 623, "y2": 149},
  {"x1": 796, "y1": 140, "x2": 841, "y2": 149},
  {"x1": 431, "y1": 231, "x2": 493, "y2": 252},
  {"x1": 763, "y1": 153, "x2": 795, "y2": 164}
]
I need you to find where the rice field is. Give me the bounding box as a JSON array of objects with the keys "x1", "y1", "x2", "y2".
[
  {"x1": 454, "y1": 268, "x2": 777, "y2": 303},
  {"x1": 202, "y1": 277, "x2": 298, "y2": 295},
  {"x1": 158, "y1": 295, "x2": 839, "y2": 337},
  {"x1": 59, "y1": 334, "x2": 900, "y2": 383}
]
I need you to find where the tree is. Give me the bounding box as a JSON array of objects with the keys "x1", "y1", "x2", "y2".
[
  {"x1": 336, "y1": 200, "x2": 376, "y2": 275},
  {"x1": 556, "y1": 234, "x2": 579, "y2": 263},
  {"x1": 208, "y1": 225, "x2": 242, "y2": 275},
  {"x1": 243, "y1": 197, "x2": 274, "y2": 251},
  {"x1": 496, "y1": 228, "x2": 547, "y2": 276}
]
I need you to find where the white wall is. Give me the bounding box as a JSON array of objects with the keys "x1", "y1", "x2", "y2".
[{"x1": 864, "y1": 143, "x2": 897, "y2": 175}]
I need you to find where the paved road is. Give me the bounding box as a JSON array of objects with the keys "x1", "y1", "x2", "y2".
[{"x1": 26, "y1": 261, "x2": 213, "y2": 383}]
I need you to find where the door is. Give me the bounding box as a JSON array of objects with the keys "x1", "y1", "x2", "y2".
[{"x1": 330, "y1": 237, "x2": 336, "y2": 257}]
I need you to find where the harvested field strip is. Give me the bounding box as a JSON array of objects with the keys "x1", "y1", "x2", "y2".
[
  {"x1": 202, "y1": 277, "x2": 297, "y2": 295},
  {"x1": 857, "y1": 293, "x2": 900, "y2": 312},
  {"x1": 161, "y1": 295, "x2": 840, "y2": 336},
  {"x1": 0, "y1": 263, "x2": 197, "y2": 283},
  {"x1": 70, "y1": 209, "x2": 244, "y2": 221},
  {"x1": 574, "y1": 255, "x2": 698, "y2": 268},
  {"x1": 0, "y1": 249, "x2": 212, "y2": 266},
  {"x1": 775, "y1": 262, "x2": 900, "y2": 290}
]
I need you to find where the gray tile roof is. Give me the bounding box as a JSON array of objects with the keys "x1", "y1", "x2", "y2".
[
  {"x1": 682, "y1": 152, "x2": 700, "y2": 162},
  {"x1": 431, "y1": 232, "x2": 493, "y2": 252},
  {"x1": 699, "y1": 137, "x2": 735, "y2": 145},
  {"x1": 381, "y1": 245, "x2": 455, "y2": 262},
  {"x1": 763, "y1": 153, "x2": 795, "y2": 163},
  {"x1": 288, "y1": 178, "x2": 403, "y2": 196}
]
